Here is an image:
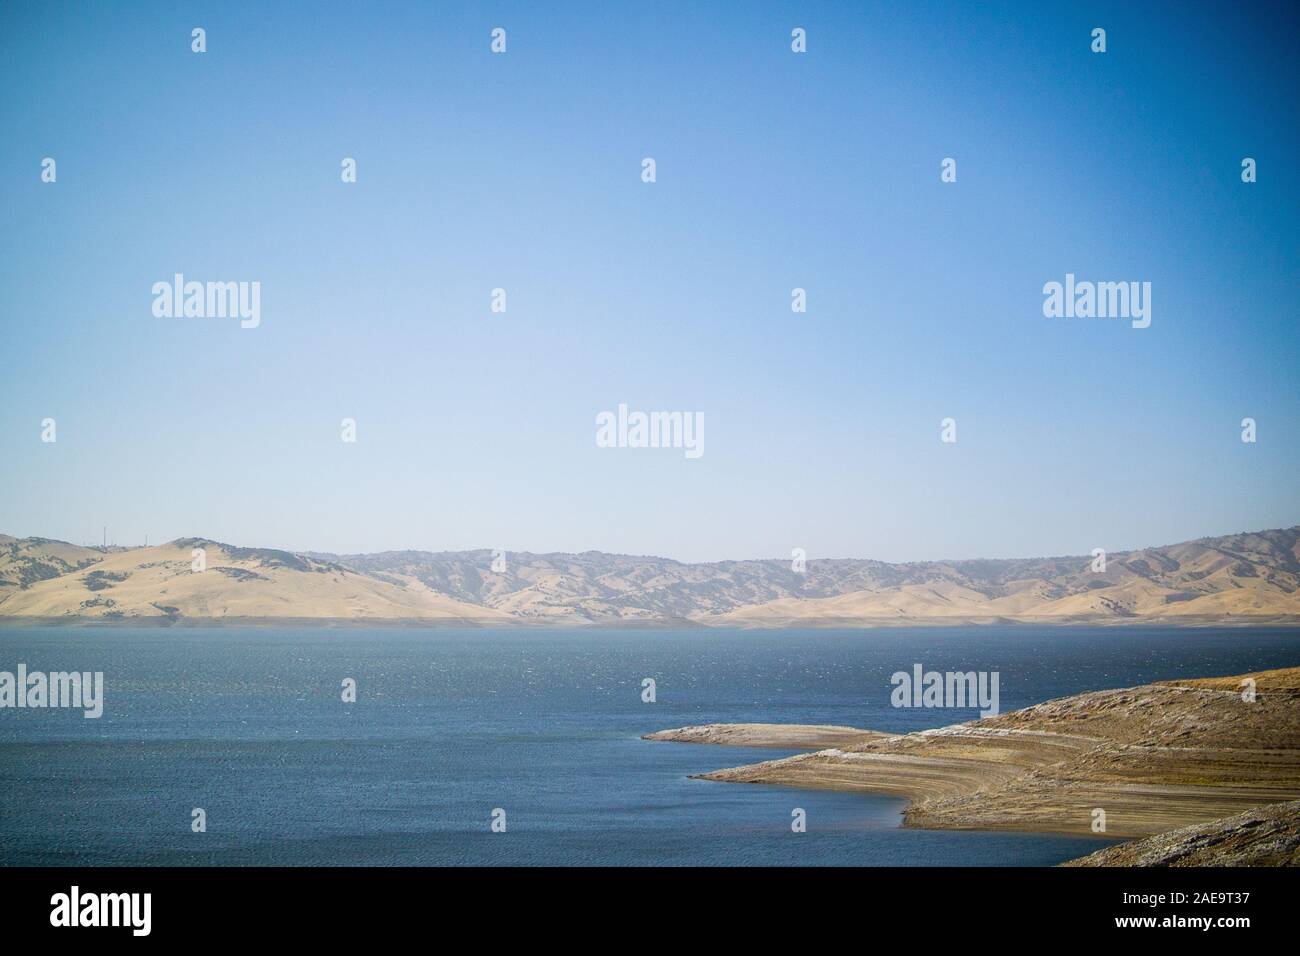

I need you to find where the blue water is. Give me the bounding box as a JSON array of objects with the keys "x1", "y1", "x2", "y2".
[{"x1": 1, "y1": 626, "x2": 1297, "y2": 866}]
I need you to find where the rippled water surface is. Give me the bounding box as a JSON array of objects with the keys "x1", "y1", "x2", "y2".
[{"x1": 2, "y1": 626, "x2": 1296, "y2": 865}]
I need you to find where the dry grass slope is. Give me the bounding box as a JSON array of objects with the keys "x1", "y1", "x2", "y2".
[
  {"x1": 2, "y1": 525, "x2": 1299, "y2": 625},
  {"x1": 0, "y1": 538, "x2": 511, "y2": 623}
]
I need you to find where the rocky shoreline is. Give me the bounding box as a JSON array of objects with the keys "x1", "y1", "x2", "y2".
[
  {"x1": 645, "y1": 667, "x2": 1300, "y2": 863},
  {"x1": 1063, "y1": 799, "x2": 1300, "y2": 866}
]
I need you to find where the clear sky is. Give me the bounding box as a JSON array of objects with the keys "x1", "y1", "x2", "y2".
[{"x1": 1, "y1": 0, "x2": 1296, "y2": 562}]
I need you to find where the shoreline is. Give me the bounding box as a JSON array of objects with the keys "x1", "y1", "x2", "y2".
[
  {"x1": 645, "y1": 668, "x2": 1300, "y2": 849},
  {"x1": 643, "y1": 724, "x2": 895, "y2": 750},
  {"x1": 3, "y1": 616, "x2": 1298, "y2": 629}
]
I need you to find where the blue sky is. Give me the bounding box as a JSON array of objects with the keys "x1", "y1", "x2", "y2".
[{"x1": 1, "y1": 0, "x2": 1296, "y2": 562}]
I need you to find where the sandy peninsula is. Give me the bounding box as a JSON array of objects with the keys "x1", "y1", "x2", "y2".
[
  {"x1": 642, "y1": 723, "x2": 893, "y2": 750},
  {"x1": 645, "y1": 667, "x2": 1300, "y2": 850}
]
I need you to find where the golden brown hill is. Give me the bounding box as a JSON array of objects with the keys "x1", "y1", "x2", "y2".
[
  {"x1": 0, "y1": 534, "x2": 105, "y2": 600},
  {"x1": 3, "y1": 526, "x2": 1299, "y2": 625},
  {"x1": 0, "y1": 538, "x2": 511, "y2": 623}
]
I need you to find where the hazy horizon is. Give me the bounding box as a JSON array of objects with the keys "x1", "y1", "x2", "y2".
[
  {"x1": 3, "y1": 0, "x2": 1297, "y2": 564},
  {"x1": 4, "y1": 521, "x2": 1298, "y2": 568}
]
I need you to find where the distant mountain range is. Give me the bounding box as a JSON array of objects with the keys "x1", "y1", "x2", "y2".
[{"x1": 2, "y1": 527, "x2": 1298, "y2": 626}]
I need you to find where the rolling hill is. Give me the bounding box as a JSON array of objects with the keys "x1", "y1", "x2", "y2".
[
  {"x1": 0, "y1": 527, "x2": 1297, "y2": 626},
  {"x1": 0, "y1": 538, "x2": 509, "y2": 623}
]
